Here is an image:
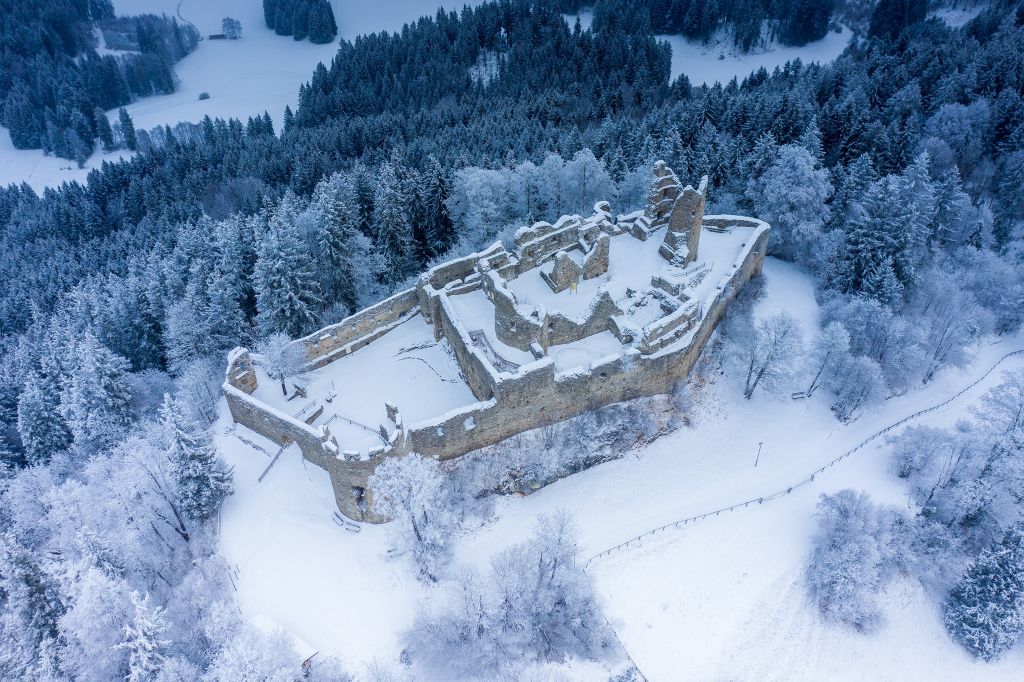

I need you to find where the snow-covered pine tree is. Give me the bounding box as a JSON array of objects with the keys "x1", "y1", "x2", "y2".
[
  {"x1": 313, "y1": 172, "x2": 362, "y2": 313},
  {"x1": 799, "y1": 116, "x2": 824, "y2": 165},
  {"x1": 420, "y1": 157, "x2": 455, "y2": 260},
  {"x1": 253, "y1": 194, "x2": 322, "y2": 337},
  {"x1": 59, "y1": 334, "x2": 134, "y2": 452},
  {"x1": 118, "y1": 107, "x2": 137, "y2": 151},
  {"x1": 891, "y1": 153, "x2": 935, "y2": 287},
  {"x1": 372, "y1": 161, "x2": 415, "y2": 286},
  {"x1": 943, "y1": 524, "x2": 1024, "y2": 661},
  {"x1": 94, "y1": 107, "x2": 114, "y2": 151},
  {"x1": 836, "y1": 178, "x2": 901, "y2": 302},
  {"x1": 117, "y1": 592, "x2": 170, "y2": 682},
  {"x1": 17, "y1": 370, "x2": 72, "y2": 464},
  {"x1": 0, "y1": 432, "x2": 15, "y2": 473},
  {"x1": 160, "y1": 394, "x2": 232, "y2": 522},
  {"x1": 0, "y1": 534, "x2": 66, "y2": 661}
]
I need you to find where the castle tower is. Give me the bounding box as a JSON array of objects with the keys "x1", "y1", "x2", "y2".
[
  {"x1": 659, "y1": 175, "x2": 707, "y2": 266},
  {"x1": 644, "y1": 160, "x2": 682, "y2": 230}
]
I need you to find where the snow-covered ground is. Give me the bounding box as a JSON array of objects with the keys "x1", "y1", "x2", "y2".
[
  {"x1": 932, "y1": 2, "x2": 989, "y2": 28},
  {"x1": 251, "y1": 313, "x2": 474, "y2": 454},
  {"x1": 217, "y1": 257, "x2": 1024, "y2": 678},
  {"x1": 561, "y1": 11, "x2": 852, "y2": 85},
  {"x1": 2, "y1": 0, "x2": 484, "y2": 191},
  {"x1": 659, "y1": 25, "x2": 853, "y2": 85}
]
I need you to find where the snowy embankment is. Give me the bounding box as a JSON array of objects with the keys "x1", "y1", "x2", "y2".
[
  {"x1": 217, "y1": 257, "x2": 1024, "y2": 678},
  {"x1": 0, "y1": 0, "x2": 485, "y2": 191}
]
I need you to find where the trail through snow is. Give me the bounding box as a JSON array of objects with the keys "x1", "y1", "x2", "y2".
[{"x1": 218, "y1": 258, "x2": 1024, "y2": 678}]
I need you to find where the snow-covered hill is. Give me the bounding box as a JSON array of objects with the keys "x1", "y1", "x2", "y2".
[{"x1": 216, "y1": 257, "x2": 1024, "y2": 679}]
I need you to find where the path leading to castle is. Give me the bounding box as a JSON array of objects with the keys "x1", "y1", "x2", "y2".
[
  {"x1": 455, "y1": 257, "x2": 1024, "y2": 681},
  {"x1": 216, "y1": 257, "x2": 1024, "y2": 679}
]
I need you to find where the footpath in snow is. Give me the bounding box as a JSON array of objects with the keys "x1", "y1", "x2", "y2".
[{"x1": 218, "y1": 257, "x2": 1024, "y2": 678}]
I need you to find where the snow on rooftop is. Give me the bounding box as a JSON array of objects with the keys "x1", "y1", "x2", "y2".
[{"x1": 250, "y1": 313, "x2": 475, "y2": 453}]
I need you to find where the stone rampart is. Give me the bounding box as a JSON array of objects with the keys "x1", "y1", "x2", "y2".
[{"x1": 295, "y1": 288, "x2": 420, "y2": 370}]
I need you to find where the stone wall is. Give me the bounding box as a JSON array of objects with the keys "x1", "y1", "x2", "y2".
[{"x1": 295, "y1": 288, "x2": 420, "y2": 370}]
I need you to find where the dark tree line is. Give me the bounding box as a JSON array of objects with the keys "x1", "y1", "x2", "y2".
[
  {"x1": 263, "y1": 0, "x2": 338, "y2": 44},
  {"x1": 0, "y1": 0, "x2": 199, "y2": 162}
]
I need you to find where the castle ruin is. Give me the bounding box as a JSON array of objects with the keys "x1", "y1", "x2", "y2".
[{"x1": 223, "y1": 162, "x2": 770, "y2": 522}]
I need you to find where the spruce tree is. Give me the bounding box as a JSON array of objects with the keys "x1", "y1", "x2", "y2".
[
  {"x1": 253, "y1": 196, "x2": 322, "y2": 336},
  {"x1": 0, "y1": 432, "x2": 17, "y2": 472},
  {"x1": 0, "y1": 535, "x2": 66, "y2": 657},
  {"x1": 117, "y1": 592, "x2": 169, "y2": 682},
  {"x1": 421, "y1": 157, "x2": 455, "y2": 259},
  {"x1": 17, "y1": 371, "x2": 72, "y2": 464},
  {"x1": 94, "y1": 108, "x2": 114, "y2": 151},
  {"x1": 372, "y1": 161, "x2": 415, "y2": 286},
  {"x1": 313, "y1": 173, "x2": 361, "y2": 313},
  {"x1": 59, "y1": 334, "x2": 134, "y2": 452},
  {"x1": 160, "y1": 394, "x2": 232, "y2": 521},
  {"x1": 118, "y1": 107, "x2": 137, "y2": 150},
  {"x1": 944, "y1": 525, "x2": 1024, "y2": 661},
  {"x1": 3, "y1": 85, "x2": 40, "y2": 149}
]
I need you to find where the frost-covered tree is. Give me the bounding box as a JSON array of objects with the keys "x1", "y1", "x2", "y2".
[
  {"x1": 255, "y1": 332, "x2": 303, "y2": 396},
  {"x1": 59, "y1": 334, "x2": 134, "y2": 452},
  {"x1": 821, "y1": 294, "x2": 927, "y2": 394},
  {"x1": 407, "y1": 511, "x2": 608, "y2": 677},
  {"x1": 17, "y1": 370, "x2": 72, "y2": 464},
  {"x1": 254, "y1": 195, "x2": 322, "y2": 337},
  {"x1": 829, "y1": 354, "x2": 886, "y2": 423},
  {"x1": 57, "y1": 567, "x2": 134, "y2": 681},
  {"x1": 372, "y1": 161, "x2": 415, "y2": 286},
  {"x1": 750, "y1": 144, "x2": 832, "y2": 263},
  {"x1": 369, "y1": 453, "x2": 455, "y2": 581},
  {"x1": 805, "y1": 322, "x2": 850, "y2": 398},
  {"x1": 736, "y1": 312, "x2": 804, "y2": 399},
  {"x1": 890, "y1": 371, "x2": 1024, "y2": 546},
  {"x1": 943, "y1": 524, "x2": 1024, "y2": 661},
  {"x1": 907, "y1": 264, "x2": 992, "y2": 382},
  {"x1": 806, "y1": 490, "x2": 902, "y2": 631},
  {"x1": 222, "y1": 17, "x2": 242, "y2": 39},
  {"x1": 116, "y1": 592, "x2": 169, "y2": 682},
  {"x1": 159, "y1": 395, "x2": 232, "y2": 522},
  {"x1": 564, "y1": 149, "x2": 614, "y2": 217}
]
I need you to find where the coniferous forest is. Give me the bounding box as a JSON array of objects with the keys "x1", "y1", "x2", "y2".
[
  {"x1": 0, "y1": 0, "x2": 199, "y2": 162},
  {"x1": 1, "y1": 0, "x2": 1023, "y2": 678}
]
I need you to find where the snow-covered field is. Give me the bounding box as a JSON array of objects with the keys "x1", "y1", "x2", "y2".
[
  {"x1": 1, "y1": 0, "x2": 483, "y2": 191},
  {"x1": 561, "y1": 11, "x2": 852, "y2": 85},
  {"x1": 932, "y1": 2, "x2": 989, "y2": 28},
  {"x1": 217, "y1": 257, "x2": 1024, "y2": 679},
  {"x1": 659, "y1": 25, "x2": 852, "y2": 85}
]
